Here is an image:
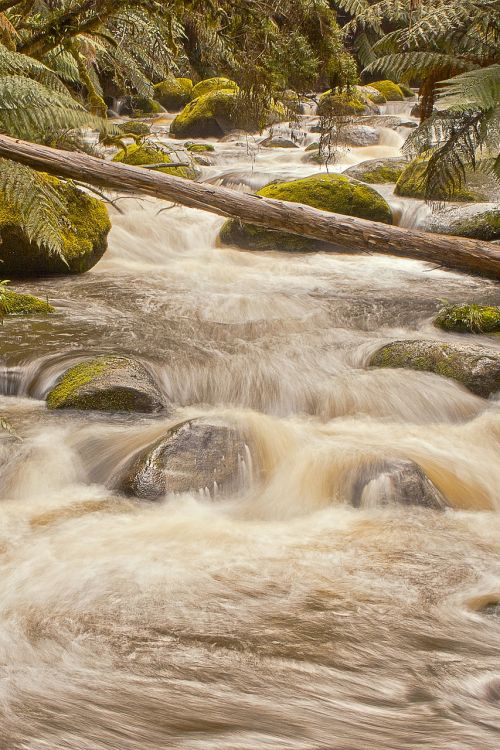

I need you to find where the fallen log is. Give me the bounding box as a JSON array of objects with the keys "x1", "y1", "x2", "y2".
[{"x1": 0, "y1": 134, "x2": 498, "y2": 280}]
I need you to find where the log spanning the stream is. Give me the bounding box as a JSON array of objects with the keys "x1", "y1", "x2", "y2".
[{"x1": 0, "y1": 134, "x2": 499, "y2": 280}]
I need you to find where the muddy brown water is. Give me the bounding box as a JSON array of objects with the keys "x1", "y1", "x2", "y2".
[{"x1": 0, "y1": 103, "x2": 499, "y2": 749}]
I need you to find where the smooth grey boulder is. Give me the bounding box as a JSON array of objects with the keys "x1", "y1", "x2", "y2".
[
  {"x1": 46, "y1": 356, "x2": 165, "y2": 413},
  {"x1": 351, "y1": 458, "x2": 448, "y2": 510},
  {"x1": 422, "y1": 203, "x2": 500, "y2": 242},
  {"x1": 370, "y1": 340, "x2": 500, "y2": 398},
  {"x1": 338, "y1": 124, "x2": 379, "y2": 147},
  {"x1": 119, "y1": 418, "x2": 249, "y2": 500}
]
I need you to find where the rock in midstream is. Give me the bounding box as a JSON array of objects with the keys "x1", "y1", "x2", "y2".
[
  {"x1": 370, "y1": 341, "x2": 500, "y2": 398},
  {"x1": 351, "y1": 458, "x2": 448, "y2": 510},
  {"x1": 119, "y1": 418, "x2": 250, "y2": 500},
  {"x1": 46, "y1": 356, "x2": 165, "y2": 413}
]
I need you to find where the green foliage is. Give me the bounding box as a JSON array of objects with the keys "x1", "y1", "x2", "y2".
[
  {"x1": 112, "y1": 143, "x2": 198, "y2": 180},
  {"x1": 434, "y1": 304, "x2": 500, "y2": 334}
]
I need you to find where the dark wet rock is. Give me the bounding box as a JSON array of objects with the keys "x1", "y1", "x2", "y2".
[
  {"x1": 46, "y1": 356, "x2": 165, "y2": 413},
  {"x1": 351, "y1": 458, "x2": 448, "y2": 510},
  {"x1": 370, "y1": 340, "x2": 500, "y2": 398},
  {"x1": 119, "y1": 418, "x2": 248, "y2": 500},
  {"x1": 411, "y1": 102, "x2": 422, "y2": 118},
  {"x1": 343, "y1": 157, "x2": 408, "y2": 184},
  {"x1": 422, "y1": 203, "x2": 500, "y2": 242},
  {"x1": 259, "y1": 136, "x2": 299, "y2": 149}
]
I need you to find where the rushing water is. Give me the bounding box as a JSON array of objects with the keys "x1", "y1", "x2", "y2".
[{"x1": 1, "y1": 104, "x2": 500, "y2": 750}]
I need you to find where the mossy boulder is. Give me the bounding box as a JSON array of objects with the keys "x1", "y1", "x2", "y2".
[
  {"x1": 46, "y1": 356, "x2": 165, "y2": 413},
  {"x1": 117, "y1": 120, "x2": 151, "y2": 137},
  {"x1": 218, "y1": 174, "x2": 393, "y2": 252},
  {"x1": 351, "y1": 458, "x2": 448, "y2": 510},
  {"x1": 118, "y1": 418, "x2": 248, "y2": 500},
  {"x1": 318, "y1": 90, "x2": 367, "y2": 117},
  {"x1": 154, "y1": 77, "x2": 193, "y2": 111},
  {"x1": 184, "y1": 142, "x2": 215, "y2": 153},
  {"x1": 170, "y1": 89, "x2": 283, "y2": 139},
  {"x1": 369, "y1": 80, "x2": 404, "y2": 101},
  {"x1": 395, "y1": 157, "x2": 486, "y2": 202},
  {"x1": 0, "y1": 175, "x2": 111, "y2": 278},
  {"x1": 422, "y1": 203, "x2": 500, "y2": 241},
  {"x1": 129, "y1": 96, "x2": 163, "y2": 116},
  {"x1": 0, "y1": 288, "x2": 54, "y2": 316},
  {"x1": 191, "y1": 77, "x2": 239, "y2": 99},
  {"x1": 370, "y1": 340, "x2": 500, "y2": 398},
  {"x1": 398, "y1": 82, "x2": 415, "y2": 98},
  {"x1": 434, "y1": 304, "x2": 500, "y2": 334},
  {"x1": 112, "y1": 143, "x2": 198, "y2": 180},
  {"x1": 357, "y1": 85, "x2": 386, "y2": 105},
  {"x1": 343, "y1": 157, "x2": 408, "y2": 184}
]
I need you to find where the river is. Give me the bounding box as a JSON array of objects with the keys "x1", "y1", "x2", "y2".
[{"x1": 0, "y1": 102, "x2": 499, "y2": 749}]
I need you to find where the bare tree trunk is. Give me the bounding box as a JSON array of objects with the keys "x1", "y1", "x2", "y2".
[{"x1": 0, "y1": 134, "x2": 498, "y2": 279}]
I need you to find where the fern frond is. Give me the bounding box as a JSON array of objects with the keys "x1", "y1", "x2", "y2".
[
  {"x1": 0, "y1": 159, "x2": 67, "y2": 257},
  {"x1": 436, "y1": 65, "x2": 500, "y2": 112}
]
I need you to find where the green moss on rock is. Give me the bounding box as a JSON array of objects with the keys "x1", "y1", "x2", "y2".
[
  {"x1": 370, "y1": 340, "x2": 500, "y2": 398},
  {"x1": 395, "y1": 157, "x2": 485, "y2": 201},
  {"x1": 369, "y1": 80, "x2": 404, "y2": 101},
  {"x1": 424, "y1": 203, "x2": 500, "y2": 240},
  {"x1": 154, "y1": 77, "x2": 193, "y2": 111},
  {"x1": 343, "y1": 157, "x2": 408, "y2": 184},
  {"x1": 130, "y1": 96, "x2": 163, "y2": 116},
  {"x1": 434, "y1": 304, "x2": 500, "y2": 334},
  {"x1": 170, "y1": 91, "x2": 237, "y2": 138},
  {"x1": 118, "y1": 121, "x2": 151, "y2": 136},
  {"x1": 46, "y1": 356, "x2": 165, "y2": 413},
  {"x1": 318, "y1": 90, "x2": 367, "y2": 116},
  {"x1": 219, "y1": 173, "x2": 392, "y2": 252},
  {"x1": 0, "y1": 175, "x2": 111, "y2": 278},
  {"x1": 357, "y1": 85, "x2": 386, "y2": 105},
  {"x1": 185, "y1": 142, "x2": 215, "y2": 153},
  {"x1": 0, "y1": 288, "x2": 54, "y2": 315},
  {"x1": 398, "y1": 82, "x2": 415, "y2": 98},
  {"x1": 191, "y1": 77, "x2": 238, "y2": 99},
  {"x1": 112, "y1": 143, "x2": 197, "y2": 180}
]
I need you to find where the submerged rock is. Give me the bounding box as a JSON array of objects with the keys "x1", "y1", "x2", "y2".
[
  {"x1": 369, "y1": 340, "x2": 500, "y2": 398},
  {"x1": 112, "y1": 143, "x2": 198, "y2": 180},
  {"x1": 259, "y1": 136, "x2": 298, "y2": 149},
  {"x1": 218, "y1": 173, "x2": 393, "y2": 252},
  {"x1": 154, "y1": 77, "x2": 193, "y2": 111},
  {"x1": 119, "y1": 418, "x2": 249, "y2": 500},
  {"x1": 0, "y1": 175, "x2": 111, "y2": 278},
  {"x1": 434, "y1": 304, "x2": 500, "y2": 334},
  {"x1": 46, "y1": 356, "x2": 165, "y2": 413},
  {"x1": 351, "y1": 458, "x2": 448, "y2": 510},
  {"x1": 338, "y1": 124, "x2": 379, "y2": 147},
  {"x1": 0, "y1": 288, "x2": 54, "y2": 316},
  {"x1": 422, "y1": 203, "x2": 500, "y2": 242}
]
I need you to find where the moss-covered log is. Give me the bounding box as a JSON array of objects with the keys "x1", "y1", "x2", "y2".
[{"x1": 0, "y1": 134, "x2": 498, "y2": 280}]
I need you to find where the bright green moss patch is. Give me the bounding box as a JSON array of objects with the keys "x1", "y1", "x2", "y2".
[
  {"x1": 219, "y1": 174, "x2": 392, "y2": 252},
  {"x1": 343, "y1": 158, "x2": 408, "y2": 184},
  {"x1": 191, "y1": 77, "x2": 238, "y2": 99},
  {"x1": 47, "y1": 359, "x2": 110, "y2": 410},
  {"x1": 0, "y1": 174, "x2": 111, "y2": 277},
  {"x1": 170, "y1": 91, "x2": 237, "y2": 138},
  {"x1": 154, "y1": 77, "x2": 193, "y2": 111},
  {"x1": 130, "y1": 96, "x2": 163, "y2": 115},
  {"x1": 113, "y1": 143, "x2": 197, "y2": 180},
  {"x1": 0, "y1": 288, "x2": 54, "y2": 315},
  {"x1": 185, "y1": 142, "x2": 215, "y2": 153},
  {"x1": 369, "y1": 80, "x2": 404, "y2": 101},
  {"x1": 357, "y1": 85, "x2": 386, "y2": 104},
  {"x1": 434, "y1": 304, "x2": 500, "y2": 334},
  {"x1": 318, "y1": 90, "x2": 366, "y2": 116}
]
